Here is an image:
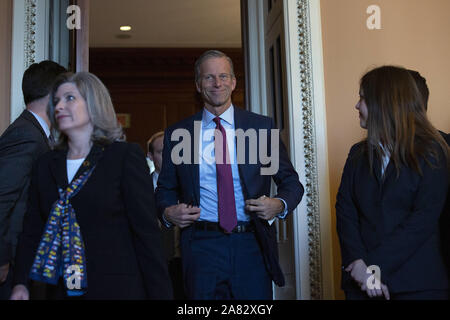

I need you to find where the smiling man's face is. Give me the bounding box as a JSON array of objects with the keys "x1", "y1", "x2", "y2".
[{"x1": 196, "y1": 57, "x2": 236, "y2": 116}]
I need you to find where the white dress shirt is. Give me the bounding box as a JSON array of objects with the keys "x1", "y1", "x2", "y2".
[{"x1": 28, "y1": 109, "x2": 50, "y2": 138}]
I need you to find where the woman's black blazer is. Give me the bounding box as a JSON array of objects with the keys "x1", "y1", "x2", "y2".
[
  {"x1": 336, "y1": 142, "x2": 449, "y2": 294},
  {"x1": 13, "y1": 142, "x2": 173, "y2": 299}
]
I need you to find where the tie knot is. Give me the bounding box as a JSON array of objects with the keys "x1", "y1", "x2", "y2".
[{"x1": 213, "y1": 117, "x2": 221, "y2": 127}]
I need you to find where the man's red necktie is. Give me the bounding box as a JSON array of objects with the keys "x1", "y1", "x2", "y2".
[{"x1": 213, "y1": 117, "x2": 237, "y2": 233}]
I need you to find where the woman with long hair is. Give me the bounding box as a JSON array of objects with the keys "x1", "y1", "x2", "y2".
[
  {"x1": 336, "y1": 66, "x2": 449, "y2": 300},
  {"x1": 10, "y1": 72, "x2": 172, "y2": 299}
]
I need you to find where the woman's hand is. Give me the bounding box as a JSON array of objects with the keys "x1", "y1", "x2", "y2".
[
  {"x1": 10, "y1": 284, "x2": 30, "y2": 300},
  {"x1": 361, "y1": 281, "x2": 390, "y2": 300},
  {"x1": 345, "y1": 259, "x2": 390, "y2": 300},
  {"x1": 345, "y1": 259, "x2": 369, "y2": 285},
  {"x1": 0, "y1": 263, "x2": 9, "y2": 283}
]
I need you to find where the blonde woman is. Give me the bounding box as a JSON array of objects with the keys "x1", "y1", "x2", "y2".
[{"x1": 11, "y1": 72, "x2": 172, "y2": 300}]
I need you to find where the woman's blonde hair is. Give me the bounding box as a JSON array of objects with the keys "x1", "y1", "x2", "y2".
[{"x1": 48, "y1": 72, "x2": 124, "y2": 148}]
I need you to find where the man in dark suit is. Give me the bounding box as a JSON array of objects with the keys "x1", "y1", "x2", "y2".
[
  {"x1": 155, "y1": 50, "x2": 304, "y2": 299},
  {"x1": 147, "y1": 131, "x2": 165, "y2": 190},
  {"x1": 147, "y1": 131, "x2": 185, "y2": 299},
  {"x1": 409, "y1": 70, "x2": 450, "y2": 277},
  {"x1": 0, "y1": 61, "x2": 66, "y2": 299},
  {"x1": 407, "y1": 69, "x2": 448, "y2": 139}
]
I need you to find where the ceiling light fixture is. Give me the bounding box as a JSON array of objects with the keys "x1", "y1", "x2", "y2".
[{"x1": 120, "y1": 26, "x2": 132, "y2": 32}]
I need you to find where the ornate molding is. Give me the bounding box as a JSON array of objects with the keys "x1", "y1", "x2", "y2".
[
  {"x1": 24, "y1": 0, "x2": 37, "y2": 68},
  {"x1": 297, "y1": 0, "x2": 323, "y2": 300}
]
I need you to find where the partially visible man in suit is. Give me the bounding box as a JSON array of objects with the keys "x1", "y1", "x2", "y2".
[
  {"x1": 156, "y1": 50, "x2": 304, "y2": 299},
  {"x1": 0, "y1": 61, "x2": 66, "y2": 299},
  {"x1": 408, "y1": 69, "x2": 450, "y2": 277},
  {"x1": 147, "y1": 131, "x2": 165, "y2": 190},
  {"x1": 407, "y1": 69, "x2": 448, "y2": 140},
  {"x1": 147, "y1": 131, "x2": 185, "y2": 299}
]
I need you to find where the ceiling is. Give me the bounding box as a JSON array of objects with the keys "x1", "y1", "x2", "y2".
[{"x1": 89, "y1": 0, "x2": 242, "y2": 48}]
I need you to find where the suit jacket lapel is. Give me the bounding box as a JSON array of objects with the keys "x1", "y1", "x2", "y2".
[
  {"x1": 70, "y1": 143, "x2": 105, "y2": 183},
  {"x1": 21, "y1": 110, "x2": 51, "y2": 149},
  {"x1": 189, "y1": 111, "x2": 202, "y2": 206},
  {"x1": 372, "y1": 155, "x2": 383, "y2": 184},
  {"x1": 372, "y1": 150, "x2": 395, "y2": 186},
  {"x1": 49, "y1": 149, "x2": 69, "y2": 188},
  {"x1": 381, "y1": 159, "x2": 395, "y2": 185},
  {"x1": 49, "y1": 143, "x2": 105, "y2": 189},
  {"x1": 234, "y1": 107, "x2": 251, "y2": 200}
]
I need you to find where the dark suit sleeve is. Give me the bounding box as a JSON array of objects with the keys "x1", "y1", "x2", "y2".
[
  {"x1": 335, "y1": 146, "x2": 368, "y2": 268},
  {"x1": 270, "y1": 119, "x2": 304, "y2": 214},
  {"x1": 0, "y1": 127, "x2": 41, "y2": 265},
  {"x1": 121, "y1": 143, "x2": 173, "y2": 299},
  {"x1": 13, "y1": 160, "x2": 45, "y2": 287},
  {"x1": 365, "y1": 153, "x2": 448, "y2": 281},
  {"x1": 155, "y1": 128, "x2": 180, "y2": 220}
]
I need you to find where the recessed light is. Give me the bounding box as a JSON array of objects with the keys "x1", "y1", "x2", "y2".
[{"x1": 120, "y1": 26, "x2": 132, "y2": 32}]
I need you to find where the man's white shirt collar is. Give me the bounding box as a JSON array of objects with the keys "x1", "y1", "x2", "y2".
[
  {"x1": 27, "y1": 109, "x2": 50, "y2": 138},
  {"x1": 202, "y1": 105, "x2": 234, "y2": 128},
  {"x1": 152, "y1": 171, "x2": 159, "y2": 191}
]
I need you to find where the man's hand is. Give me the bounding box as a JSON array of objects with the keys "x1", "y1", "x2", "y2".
[
  {"x1": 345, "y1": 259, "x2": 390, "y2": 300},
  {"x1": 245, "y1": 195, "x2": 284, "y2": 221},
  {"x1": 10, "y1": 284, "x2": 29, "y2": 300},
  {"x1": 0, "y1": 263, "x2": 9, "y2": 283},
  {"x1": 164, "y1": 203, "x2": 201, "y2": 228}
]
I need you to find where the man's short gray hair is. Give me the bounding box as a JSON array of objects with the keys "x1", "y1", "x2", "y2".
[{"x1": 194, "y1": 50, "x2": 235, "y2": 83}]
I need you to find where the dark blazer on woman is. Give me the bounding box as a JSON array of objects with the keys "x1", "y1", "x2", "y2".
[
  {"x1": 336, "y1": 142, "x2": 449, "y2": 294},
  {"x1": 13, "y1": 142, "x2": 173, "y2": 299}
]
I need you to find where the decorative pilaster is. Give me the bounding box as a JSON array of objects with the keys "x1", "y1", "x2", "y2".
[
  {"x1": 297, "y1": 0, "x2": 323, "y2": 300},
  {"x1": 23, "y1": 0, "x2": 37, "y2": 68}
]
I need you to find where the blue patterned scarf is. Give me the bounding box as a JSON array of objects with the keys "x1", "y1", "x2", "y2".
[{"x1": 29, "y1": 166, "x2": 95, "y2": 296}]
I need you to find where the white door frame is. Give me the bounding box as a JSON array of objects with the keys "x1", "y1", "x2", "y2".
[
  {"x1": 244, "y1": 0, "x2": 334, "y2": 299},
  {"x1": 10, "y1": 0, "x2": 51, "y2": 122},
  {"x1": 10, "y1": 0, "x2": 73, "y2": 123}
]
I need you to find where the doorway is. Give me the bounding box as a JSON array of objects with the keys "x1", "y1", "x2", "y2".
[
  {"x1": 87, "y1": 0, "x2": 306, "y2": 300},
  {"x1": 88, "y1": 0, "x2": 244, "y2": 151}
]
